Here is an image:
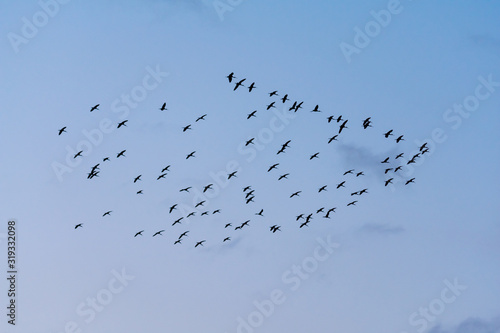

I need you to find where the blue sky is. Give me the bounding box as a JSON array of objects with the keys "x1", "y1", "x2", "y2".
[{"x1": 0, "y1": 1, "x2": 499, "y2": 332}]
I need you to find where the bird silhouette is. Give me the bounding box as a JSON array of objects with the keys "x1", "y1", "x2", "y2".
[
  {"x1": 385, "y1": 178, "x2": 394, "y2": 186},
  {"x1": 356, "y1": 172, "x2": 364, "y2": 177},
  {"x1": 278, "y1": 173, "x2": 289, "y2": 180},
  {"x1": 157, "y1": 173, "x2": 166, "y2": 180},
  {"x1": 136, "y1": 190, "x2": 143, "y2": 194},
  {"x1": 256, "y1": 209, "x2": 264, "y2": 216},
  {"x1": 347, "y1": 201, "x2": 357, "y2": 207},
  {"x1": 159, "y1": 102, "x2": 167, "y2": 111},
  {"x1": 396, "y1": 153, "x2": 404, "y2": 159},
  {"x1": 328, "y1": 135, "x2": 338, "y2": 143},
  {"x1": 245, "y1": 138, "x2": 255, "y2": 146},
  {"x1": 310, "y1": 152, "x2": 320, "y2": 160},
  {"x1": 195, "y1": 240, "x2": 206, "y2": 247},
  {"x1": 225, "y1": 223, "x2": 232, "y2": 228},
  {"x1": 153, "y1": 230, "x2": 165, "y2": 237},
  {"x1": 248, "y1": 82, "x2": 256, "y2": 92},
  {"x1": 234, "y1": 78, "x2": 246, "y2": 90},
  {"x1": 268, "y1": 163, "x2": 279, "y2": 172},
  {"x1": 290, "y1": 191, "x2": 301, "y2": 198},
  {"x1": 58, "y1": 127, "x2": 67, "y2": 135},
  {"x1": 228, "y1": 171, "x2": 238, "y2": 179},
  {"x1": 384, "y1": 130, "x2": 394, "y2": 138},
  {"x1": 74, "y1": 223, "x2": 83, "y2": 229},
  {"x1": 195, "y1": 201, "x2": 205, "y2": 208},
  {"x1": 243, "y1": 186, "x2": 252, "y2": 192},
  {"x1": 186, "y1": 151, "x2": 196, "y2": 159},
  {"x1": 396, "y1": 135, "x2": 404, "y2": 143},
  {"x1": 336, "y1": 181, "x2": 346, "y2": 189},
  {"x1": 281, "y1": 94, "x2": 289, "y2": 103},
  {"x1": 134, "y1": 230, "x2": 144, "y2": 237},
  {"x1": 247, "y1": 110, "x2": 257, "y2": 119},
  {"x1": 117, "y1": 120, "x2": 128, "y2": 128},
  {"x1": 227, "y1": 72, "x2": 235, "y2": 83},
  {"x1": 343, "y1": 169, "x2": 354, "y2": 175},
  {"x1": 269, "y1": 90, "x2": 278, "y2": 97},
  {"x1": 180, "y1": 186, "x2": 191, "y2": 192},
  {"x1": 338, "y1": 119, "x2": 348, "y2": 133},
  {"x1": 90, "y1": 104, "x2": 99, "y2": 112},
  {"x1": 117, "y1": 150, "x2": 126, "y2": 158},
  {"x1": 161, "y1": 165, "x2": 171, "y2": 173},
  {"x1": 381, "y1": 157, "x2": 390, "y2": 164},
  {"x1": 103, "y1": 211, "x2": 112, "y2": 217},
  {"x1": 182, "y1": 124, "x2": 192, "y2": 132},
  {"x1": 169, "y1": 204, "x2": 177, "y2": 214},
  {"x1": 196, "y1": 114, "x2": 207, "y2": 122},
  {"x1": 73, "y1": 150, "x2": 83, "y2": 159},
  {"x1": 223, "y1": 237, "x2": 231, "y2": 242},
  {"x1": 267, "y1": 102, "x2": 276, "y2": 110},
  {"x1": 203, "y1": 184, "x2": 213, "y2": 193},
  {"x1": 405, "y1": 178, "x2": 415, "y2": 185},
  {"x1": 133, "y1": 175, "x2": 142, "y2": 183},
  {"x1": 318, "y1": 185, "x2": 327, "y2": 192},
  {"x1": 311, "y1": 105, "x2": 321, "y2": 112},
  {"x1": 186, "y1": 212, "x2": 195, "y2": 218}
]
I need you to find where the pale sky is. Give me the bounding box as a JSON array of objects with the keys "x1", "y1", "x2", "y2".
[{"x1": 1, "y1": 1, "x2": 499, "y2": 333}]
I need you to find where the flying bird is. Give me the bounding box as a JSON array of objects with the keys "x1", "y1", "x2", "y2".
[
  {"x1": 180, "y1": 186, "x2": 192, "y2": 193},
  {"x1": 73, "y1": 150, "x2": 83, "y2": 159},
  {"x1": 159, "y1": 102, "x2": 167, "y2": 111},
  {"x1": 396, "y1": 135, "x2": 404, "y2": 143},
  {"x1": 347, "y1": 201, "x2": 357, "y2": 207},
  {"x1": 281, "y1": 94, "x2": 289, "y2": 103},
  {"x1": 318, "y1": 185, "x2": 327, "y2": 193},
  {"x1": 247, "y1": 110, "x2": 257, "y2": 119},
  {"x1": 234, "y1": 78, "x2": 246, "y2": 90},
  {"x1": 196, "y1": 114, "x2": 207, "y2": 122},
  {"x1": 203, "y1": 184, "x2": 213, "y2": 193},
  {"x1": 117, "y1": 120, "x2": 128, "y2": 128},
  {"x1": 405, "y1": 178, "x2": 415, "y2": 185},
  {"x1": 278, "y1": 173, "x2": 289, "y2": 180},
  {"x1": 157, "y1": 173, "x2": 167, "y2": 180},
  {"x1": 310, "y1": 152, "x2": 320, "y2": 160},
  {"x1": 133, "y1": 175, "x2": 142, "y2": 183},
  {"x1": 186, "y1": 151, "x2": 196, "y2": 159},
  {"x1": 385, "y1": 178, "x2": 394, "y2": 186},
  {"x1": 248, "y1": 82, "x2": 256, "y2": 92},
  {"x1": 269, "y1": 90, "x2": 278, "y2": 97},
  {"x1": 227, "y1": 72, "x2": 235, "y2": 83},
  {"x1": 290, "y1": 191, "x2": 301, "y2": 198},
  {"x1": 381, "y1": 157, "x2": 390, "y2": 164},
  {"x1": 256, "y1": 209, "x2": 264, "y2": 216},
  {"x1": 90, "y1": 104, "x2": 99, "y2": 112},
  {"x1": 338, "y1": 119, "x2": 348, "y2": 133},
  {"x1": 384, "y1": 130, "x2": 394, "y2": 138},
  {"x1": 268, "y1": 163, "x2": 279, "y2": 172},
  {"x1": 74, "y1": 223, "x2": 83, "y2": 229},
  {"x1": 182, "y1": 124, "x2": 192, "y2": 132},
  {"x1": 328, "y1": 135, "x2": 338, "y2": 143},
  {"x1": 311, "y1": 105, "x2": 321, "y2": 112},
  {"x1": 103, "y1": 211, "x2": 112, "y2": 217},
  {"x1": 153, "y1": 230, "x2": 165, "y2": 237},
  {"x1": 343, "y1": 169, "x2": 354, "y2": 175},
  {"x1": 117, "y1": 150, "x2": 126, "y2": 158},
  {"x1": 58, "y1": 127, "x2": 67, "y2": 135},
  {"x1": 169, "y1": 204, "x2": 177, "y2": 214},
  {"x1": 134, "y1": 230, "x2": 144, "y2": 237},
  {"x1": 266, "y1": 101, "x2": 276, "y2": 110},
  {"x1": 195, "y1": 240, "x2": 206, "y2": 248}
]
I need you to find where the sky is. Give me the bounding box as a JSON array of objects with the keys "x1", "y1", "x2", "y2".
[{"x1": 0, "y1": 0, "x2": 499, "y2": 332}]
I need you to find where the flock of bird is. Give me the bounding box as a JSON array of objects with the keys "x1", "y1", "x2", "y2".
[{"x1": 63, "y1": 72, "x2": 424, "y2": 248}]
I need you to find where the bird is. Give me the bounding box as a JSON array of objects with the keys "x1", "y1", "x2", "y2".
[
  {"x1": 117, "y1": 150, "x2": 126, "y2": 158},
  {"x1": 256, "y1": 209, "x2": 264, "y2": 216},
  {"x1": 169, "y1": 204, "x2": 177, "y2": 214},
  {"x1": 295, "y1": 101, "x2": 304, "y2": 111},
  {"x1": 224, "y1": 223, "x2": 232, "y2": 228},
  {"x1": 87, "y1": 170, "x2": 99, "y2": 179},
  {"x1": 385, "y1": 178, "x2": 394, "y2": 186},
  {"x1": 394, "y1": 166, "x2": 403, "y2": 172},
  {"x1": 134, "y1": 230, "x2": 144, "y2": 237},
  {"x1": 347, "y1": 201, "x2": 357, "y2": 207},
  {"x1": 269, "y1": 90, "x2": 278, "y2": 97},
  {"x1": 245, "y1": 190, "x2": 255, "y2": 198},
  {"x1": 311, "y1": 105, "x2": 321, "y2": 112},
  {"x1": 203, "y1": 184, "x2": 213, "y2": 193},
  {"x1": 195, "y1": 201, "x2": 205, "y2": 208},
  {"x1": 316, "y1": 207, "x2": 325, "y2": 214},
  {"x1": 419, "y1": 143, "x2": 428, "y2": 151},
  {"x1": 282, "y1": 140, "x2": 291, "y2": 148},
  {"x1": 182, "y1": 124, "x2": 192, "y2": 132},
  {"x1": 223, "y1": 237, "x2": 231, "y2": 242},
  {"x1": 73, "y1": 151, "x2": 83, "y2": 159},
  {"x1": 336, "y1": 181, "x2": 346, "y2": 189},
  {"x1": 396, "y1": 135, "x2": 404, "y2": 143},
  {"x1": 227, "y1": 72, "x2": 235, "y2": 83},
  {"x1": 179, "y1": 231, "x2": 189, "y2": 239},
  {"x1": 159, "y1": 102, "x2": 167, "y2": 111},
  {"x1": 186, "y1": 151, "x2": 196, "y2": 159},
  {"x1": 384, "y1": 168, "x2": 393, "y2": 174},
  {"x1": 212, "y1": 209, "x2": 221, "y2": 214},
  {"x1": 133, "y1": 175, "x2": 142, "y2": 183},
  {"x1": 248, "y1": 82, "x2": 256, "y2": 92},
  {"x1": 117, "y1": 120, "x2": 128, "y2": 128},
  {"x1": 336, "y1": 115, "x2": 343, "y2": 123},
  {"x1": 299, "y1": 221, "x2": 310, "y2": 228},
  {"x1": 343, "y1": 169, "x2": 354, "y2": 176},
  {"x1": 266, "y1": 102, "x2": 276, "y2": 110},
  {"x1": 180, "y1": 187, "x2": 192, "y2": 193},
  {"x1": 247, "y1": 110, "x2": 257, "y2": 119},
  {"x1": 328, "y1": 135, "x2": 338, "y2": 143},
  {"x1": 174, "y1": 239, "x2": 182, "y2": 245},
  {"x1": 243, "y1": 186, "x2": 252, "y2": 192},
  {"x1": 234, "y1": 78, "x2": 246, "y2": 90},
  {"x1": 74, "y1": 223, "x2": 83, "y2": 229},
  {"x1": 186, "y1": 212, "x2": 196, "y2": 218},
  {"x1": 161, "y1": 165, "x2": 171, "y2": 173},
  {"x1": 245, "y1": 138, "x2": 255, "y2": 146},
  {"x1": 103, "y1": 157, "x2": 110, "y2": 162},
  {"x1": 136, "y1": 190, "x2": 143, "y2": 194},
  {"x1": 405, "y1": 178, "x2": 415, "y2": 185},
  {"x1": 278, "y1": 173, "x2": 289, "y2": 180},
  {"x1": 356, "y1": 172, "x2": 364, "y2": 177},
  {"x1": 338, "y1": 119, "x2": 348, "y2": 134},
  {"x1": 362, "y1": 117, "x2": 372, "y2": 129},
  {"x1": 245, "y1": 196, "x2": 255, "y2": 204},
  {"x1": 281, "y1": 94, "x2": 289, "y2": 103},
  {"x1": 351, "y1": 191, "x2": 359, "y2": 196},
  {"x1": 268, "y1": 163, "x2": 279, "y2": 172},
  {"x1": 296, "y1": 214, "x2": 304, "y2": 221},
  {"x1": 327, "y1": 115, "x2": 335, "y2": 123},
  {"x1": 103, "y1": 211, "x2": 112, "y2": 217},
  {"x1": 153, "y1": 230, "x2": 165, "y2": 237},
  {"x1": 381, "y1": 157, "x2": 390, "y2": 164},
  {"x1": 90, "y1": 104, "x2": 99, "y2": 112},
  {"x1": 201, "y1": 211, "x2": 209, "y2": 216},
  {"x1": 290, "y1": 191, "x2": 301, "y2": 198},
  {"x1": 318, "y1": 185, "x2": 327, "y2": 193},
  {"x1": 196, "y1": 114, "x2": 207, "y2": 122},
  {"x1": 289, "y1": 101, "x2": 297, "y2": 111},
  {"x1": 58, "y1": 127, "x2": 67, "y2": 135},
  {"x1": 396, "y1": 153, "x2": 404, "y2": 159},
  {"x1": 384, "y1": 130, "x2": 394, "y2": 138},
  {"x1": 270, "y1": 225, "x2": 281, "y2": 233},
  {"x1": 227, "y1": 171, "x2": 237, "y2": 179},
  {"x1": 195, "y1": 240, "x2": 206, "y2": 248},
  {"x1": 157, "y1": 173, "x2": 167, "y2": 180},
  {"x1": 310, "y1": 152, "x2": 320, "y2": 160}
]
